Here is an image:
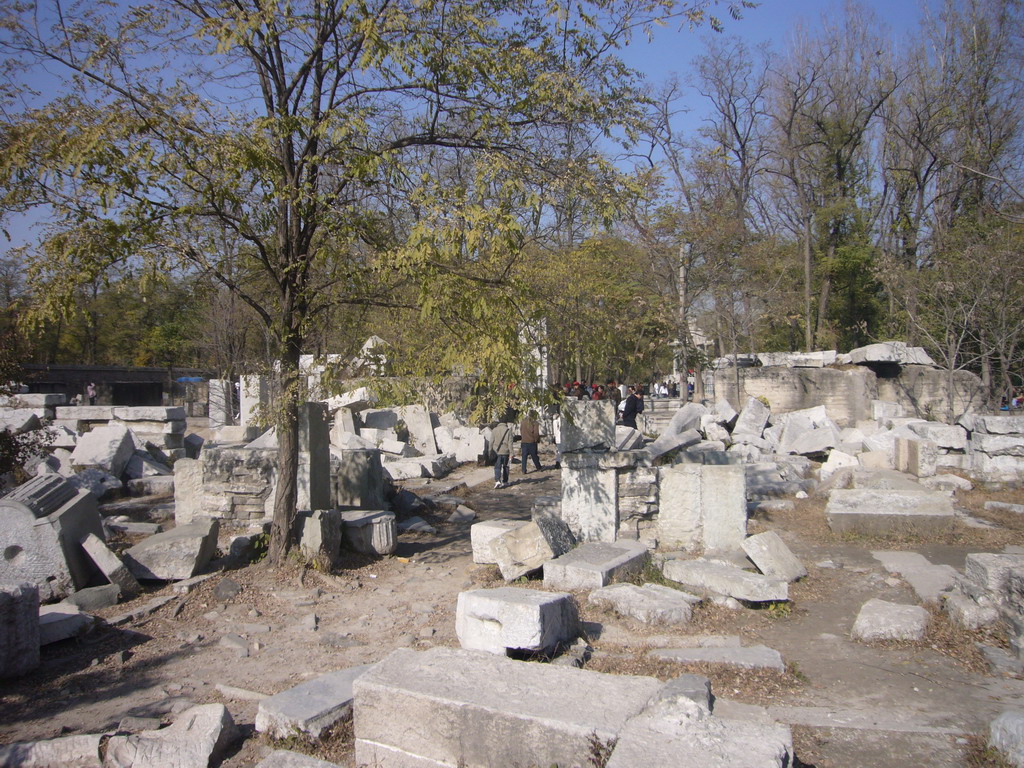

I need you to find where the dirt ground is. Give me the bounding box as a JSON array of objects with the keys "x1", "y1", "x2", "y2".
[{"x1": 3, "y1": 454, "x2": 1024, "y2": 767}]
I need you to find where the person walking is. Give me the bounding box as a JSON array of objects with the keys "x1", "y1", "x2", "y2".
[
  {"x1": 491, "y1": 412, "x2": 515, "y2": 488},
  {"x1": 519, "y1": 410, "x2": 542, "y2": 474}
]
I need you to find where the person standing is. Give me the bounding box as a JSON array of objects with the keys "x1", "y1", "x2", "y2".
[
  {"x1": 519, "y1": 410, "x2": 542, "y2": 474},
  {"x1": 621, "y1": 385, "x2": 641, "y2": 429},
  {"x1": 86, "y1": 382, "x2": 97, "y2": 406},
  {"x1": 491, "y1": 414, "x2": 515, "y2": 488}
]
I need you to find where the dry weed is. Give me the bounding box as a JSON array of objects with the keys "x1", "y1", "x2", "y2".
[{"x1": 963, "y1": 731, "x2": 1014, "y2": 768}]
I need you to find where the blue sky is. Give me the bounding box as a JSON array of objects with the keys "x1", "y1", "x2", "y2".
[
  {"x1": 2, "y1": 0, "x2": 936, "y2": 254},
  {"x1": 619, "y1": 0, "x2": 934, "y2": 84}
]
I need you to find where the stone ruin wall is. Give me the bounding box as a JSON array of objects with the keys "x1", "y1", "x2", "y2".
[{"x1": 713, "y1": 365, "x2": 986, "y2": 426}]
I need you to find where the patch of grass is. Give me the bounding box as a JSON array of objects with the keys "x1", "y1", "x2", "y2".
[
  {"x1": 585, "y1": 652, "x2": 805, "y2": 706},
  {"x1": 259, "y1": 720, "x2": 354, "y2": 764},
  {"x1": 963, "y1": 731, "x2": 1014, "y2": 768}
]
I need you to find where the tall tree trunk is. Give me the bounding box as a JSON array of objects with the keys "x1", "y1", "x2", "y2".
[
  {"x1": 803, "y1": 215, "x2": 813, "y2": 352},
  {"x1": 268, "y1": 318, "x2": 302, "y2": 565}
]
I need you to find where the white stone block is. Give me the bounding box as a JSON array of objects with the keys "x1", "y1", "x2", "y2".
[
  {"x1": 456, "y1": 587, "x2": 578, "y2": 655},
  {"x1": 470, "y1": 520, "x2": 528, "y2": 565},
  {"x1": 741, "y1": 531, "x2": 806, "y2": 582},
  {"x1": 851, "y1": 598, "x2": 928, "y2": 642},
  {"x1": 663, "y1": 559, "x2": 787, "y2": 602}
]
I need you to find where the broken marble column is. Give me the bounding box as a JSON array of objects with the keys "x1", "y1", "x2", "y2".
[
  {"x1": 298, "y1": 402, "x2": 331, "y2": 512},
  {"x1": 340, "y1": 510, "x2": 396, "y2": 556},
  {"x1": 0, "y1": 582, "x2": 40, "y2": 678},
  {"x1": 0, "y1": 474, "x2": 104, "y2": 599}
]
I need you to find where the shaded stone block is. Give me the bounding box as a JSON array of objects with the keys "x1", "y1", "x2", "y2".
[
  {"x1": 741, "y1": 532, "x2": 806, "y2": 582},
  {"x1": 0, "y1": 582, "x2": 39, "y2": 678},
  {"x1": 489, "y1": 521, "x2": 555, "y2": 581},
  {"x1": 81, "y1": 533, "x2": 140, "y2": 599}
]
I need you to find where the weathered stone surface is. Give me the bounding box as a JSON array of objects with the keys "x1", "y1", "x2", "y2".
[
  {"x1": 470, "y1": 520, "x2": 528, "y2": 565},
  {"x1": 81, "y1": 533, "x2": 140, "y2": 598},
  {"x1": 104, "y1": 703, "x2": 237, "y2": 768},
  {"x1": 826, "y1": 489, "x2": 956, "y2": 535},
  {"x1": 456, "y1": 587, "x2": 578, "y2": 655},
  {"x1": 123, "y1": 517, "x2": 220, "y2": 581},
  {"x1": 560, "y1": 399, "x2": 615, "y2": 452},
  {"x1": 70, "y1": 423, "x2": 135, "y2": 477},
  {"x1": 894, "y1": 437, "x2": 938, "y2": 478},
  {"x1": 0, "y1": 582, "x2": 40, "y2": 678},
  {"x1": 560, "y1": 458, "x2": 619, "y2": 544},
  {"x1": 662, "y1": 559, "x2": 788, "y2": 603},
  {"x1": 615, "y1": 426, "x2": 644, "y2": 450},
  {"x1": 606, "y1": 697, "x2": 793, "y2": 768},
  {"x1": 587, "y1": 582, "x2": 699, "y2": 626},
  {"x1": 543, "y1": 541, "x2": 648, "y2": 591},
  {"x1": 489, "y1": 522, "x2": 556, "y2": 580},
  {"x1": 733, "y1": 397, "x2": 770, "y2": 438},
  {"x1": 531, "y1": 505, "x2": 576, "y2": 558},
  {"x1": 0, "y1": 734, "x2": 103, "y2": 767},
  {"x1": 124, "y1": 453, "x2": 172, "y2": 480},
  {"x1": 0, "y1": 474, "x2": 104, "y2": 599},
  {"x1": 849, "y1": 341, "x2": 935, "y2": 366},
  {"x1": 64, "y1": 584, "x2": 120, "y2": 611},
  {"x1": 742, "y1": 532, "x2": 806, "y2": 582},
  {"x1": 871, "y1": 550, "x2": 957, "y2": 603},
  {"x1": 172, "y1": 459, "x2": 204, "y2": 525},
  {"x1": 943, "y1": 593, "x2": 999, "y2": 630},
  {"x1": 649, "y1": 644, "x2": 785, "y2": 671},
  {"x1": 298, "y1": 402, "x2": 331, "y2": 512},
  {"x1": 256, "y1": 751, "x2": 344, "y2": 768},
  {"x1": 646, "y1": 428, "x2": 702, "y2": 460},
  {"x1": 965, "y1": 553, "x2": 1024, "y2": 605},
  {"x1": 657, "y1": 464, "x2": 702, "y2": 551},
  {"x1": 989, "y1": 710, "x2": 1024, "y2": 768},
  {"x1": 701, "y1": 465, "x2": 746, "y2": 553},
  {"x1": 353, "y1": 647, "x2": 661, "y2": 768},
  {"x1": 294, "y1": 510, "x2": 343, "y2": 566},
  {"x1": 397, "y1": 404, "x2": 438, "y2": 456},
  {"x1": 256, "y1": 665, "x2": 374, "y2": 739},
  {"x1": 55, "y1": 405, "x2": 115, "y2": 421},
  {"x1": 126, "y1": 475, "x2": 175, "y2": 497},
  {"x1": 340, "y1": 510, "x2": 396, "y2": 556},
  {"x1": 975, "y1": 415, "x2": 1024, "y2": 435},
  {"x1": 851, "y1": 598, "x2": 928, "y2": 642}
]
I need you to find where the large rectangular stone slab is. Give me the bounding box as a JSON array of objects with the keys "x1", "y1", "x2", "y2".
[
  {"x1": 657, "y1": 464, "x2": 702, "y2": 551},
  {"x1": 70, "y1": 423, "x2": 135, "y2": 477},
  {"x1": 353, "y1": 647, "x2": 662, "y2": 768},
  {"x1": 701, "y1": 464, "x2": 746, "y2": 552},
  {"x1": 456, "y1": 587, "x2": 577, "y2": 655},
  {"x1": 256, "y1": 665, "x2": 374, "y2": 738},
  {"x1": 662, "y1": 559, "x2": 787, "y2": 602},
  {"x1": 542, "y1": 541, "x2": 648, "y2": 591},
  {"x1": 648, "y1": 644, "x2": 785, "y2": 671},
  {"x1": 587, "y1": 582, "x2": 699, "y2": 626},
  {"x1": 733, "y1": 396, "x2": 770, "y2": 438},
  {"x1": 826, "y1": 489, "x2": 956, "y2": 534}
]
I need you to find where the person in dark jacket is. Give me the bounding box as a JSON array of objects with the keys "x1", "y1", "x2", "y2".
[
  {"x1": 621, "y1": 385, "x2": 643, "y2": 429},
  {"x1": 519, "y1": 410, "x2": 542, "y2": 473}
]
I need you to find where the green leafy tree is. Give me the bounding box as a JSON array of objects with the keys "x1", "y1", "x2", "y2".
[{"x1": 0, "y1": 0, "x2": 748, "y2": 561}]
